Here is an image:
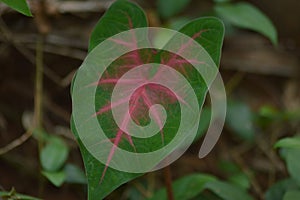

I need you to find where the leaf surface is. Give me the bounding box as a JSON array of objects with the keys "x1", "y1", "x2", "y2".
[
  {"x1": 72, "y1": 1, "x2": 148, "y2": 199},
  {"x1": 88, "y1": 0, "x2": 147, "y2": 52},
  {"x1": 275, "y1": 137, "x2": 300, "y2": 149},
  {"x1": 265, "y1": 178, "x2": 299, "y2": 200},
  {"x1": 0, "y1": 0, "x2": 32, "y2": 16},
  {"x1": 40, "y1": 136, "x2": 69, "y2": 172},
  {"x1": 283, "y1": 190, "x2": 300, "y2": 200},
  {"x1": 71, "y1": 2, "x2": 225, "y2": 199},
  {"x1": 215, "y1": 2, "x2": 277, "y2": 45},
  {"x1": 205, "y1": 180, "x2": 254, "y2": 200}
]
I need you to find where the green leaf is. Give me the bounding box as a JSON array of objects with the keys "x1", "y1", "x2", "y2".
[
  {"x1": 259, "y1": 105, "x2": 280, "y2": 119},
  {"x1": 178, "y1": 17, "x2": 225, "y2": 67},
  {"x1": 157, "y1": 0, "x2": 192, "y2": 19},
  {"x1": 149, "y1": 173, "x2": 216, "y2": 200},
  {"x1": 205, "y1": 180, "x2": 254, "y2": 200},
  {"x1": 72, "y1": 3, "x2": 225, "y2": 200},
  {"x1": 42, "y1": 171, "x2": 66, "y2": 187},
  {"x1": 73, "y1": 1, "x2": 147, "y2": 199},
  {"x1": 283, "y1": 190, "x2": 300, "y2": 200},
  {"x1": 218, "y1": 160, "x2": 250, "y2": 190},
  {"x1": 194, "y1": 107, "x2": 211, "y2": 142},
  {"x1": 286, "y1": 149, "x2": 300, "y2": 186},
  {"x1": 70, "y1": 118, "x2": 141, "y2": 200},
  {"x1": 215, "y1": 2, "x2": 277, "y2": 45},
  {"x1": 265, "y1": 178, "x2": 299, "y2": 200},
  {"x1": 218, "y1": 160, "x2": 240, "y2": 174},
  {"x1": 0, "y1": 0, "x2": 32, "y2": 16},
  {"x1": 275, "y1": 137, "x2": 300, "y2": 149},
  {"x1": 228, "y1": 173, "x2": 250, "y2": 190},
  {"x1": 64, "y1": 163, "x2": 87, "y2": 184},
  {"x1": 88, "y1": 0, "x2": 147, "y2": 52},
  {"x1": 226, "y1": 100, "x2": 255, "y2": 141},
  {"x1": 40, "y1": 136, "x2": 69, "y2": 171}
]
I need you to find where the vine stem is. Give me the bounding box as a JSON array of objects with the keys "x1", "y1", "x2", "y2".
[
  {"x1": 34, "y1": 34, "x2": 45, "y2": 148},
  {"x1": 163, "y1": 165, "x2": 174, "y2": 200},
  {"x1": 35, "y1": 34, "x2": 46, "y2": 198}
]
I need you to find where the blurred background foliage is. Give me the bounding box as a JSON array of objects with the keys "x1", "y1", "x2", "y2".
[{"x1": 0, "y1": 0, "x2": 299, "y2": 199}]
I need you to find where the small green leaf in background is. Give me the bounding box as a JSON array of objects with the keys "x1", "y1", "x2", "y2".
[
  {"x1": 149, "y1": 173, "x2": 216, "y2": 200},
  {"x1": 218, "y1": 160, "x2": 250, "y2": 190},
  {"x1": 226, "y1": 100, "x2": 255, "y2": 141},
  {"x1": 265, "y1": 178, "x2": 299, "y2": 200},
  {"x1": 215, "y1": 2, "x2": 277, "y2": 45},
  {"x1": 218, "y1": 160, "x2": 240, "y2": 174},
  {"x1": 257, "y1": 105, "x2": 281, "y2": 127},
  {"x1": 157, "y1": 0, "x2": 192, "y2": 19},
  {"x1": 42, "y1": 171, "x2": 66, "y2": 187},
  {"x1": 274, "y1": 137, "x2": 300, "y2": 149},
  {"x1": 0, "y1": 0, "x2": 32, "y2": 16},
  {"x1": 228, "y1": 173, "x2": 250, "y2": 190},
  {"x1": 275, "y1": 136, "x2": 300, "y2": 186},
  {"x1": 205, "y1": 180, "x2": 254, "y2": 200},
  {"x1": 286, "y1": 149, "x2": 300, "y2": 186},
  {"x1": 64, "y1": 163, "x2": 87, "y2": 184},
  {"x1": 259, "y1": 105, "x2": 280, "y2": 119},
  {"x1": 40, "y1": 136, "x2": 69, "y2": 172},
  {"x1": 283, "y1": 190, "x2": 300, "y2": 200},
  {"x1": 42, "y1": 163, "x2": 86, "y2": 187}
]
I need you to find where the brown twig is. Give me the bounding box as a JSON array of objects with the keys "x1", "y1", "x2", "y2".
[
  {"x1": 0, "y1": 129, "x2": 33, "y2": 155},
  {"x1": 25, "y1": 43, "x2": 86, "y2": 60},
  {"x1": 163, "y1": 165, "x2": 174, "y2": 200},
  {"x1": 225, "y1": 71, "x2": 245, "y2": 96},
  {"x1": 34, "y1": 35, "x2": 44, "y2": 131},
  {"x1": 0, "y1": 17, "x2": 63, "y2": 86}
]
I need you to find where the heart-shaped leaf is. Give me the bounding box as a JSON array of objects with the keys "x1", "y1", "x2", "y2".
[
  {"x1": 88, "y1": 0, "x2": 148, "y2": 52},
  {"x1": 71, "y1": 1, "x2": 224, "y2": 199}
]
